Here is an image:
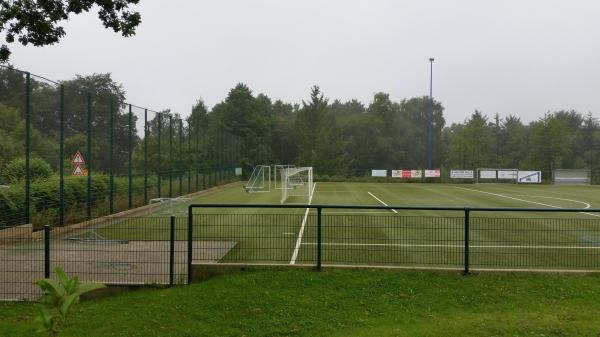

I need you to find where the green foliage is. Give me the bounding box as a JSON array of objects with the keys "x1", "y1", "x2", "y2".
[
  {"x1": 1, "y1": 157, "x2": 53, "y2": 183},
  {"x1": 0, "y1": 1, "x2": 141, "y2": 63},
  {"x1": 35, "y1": 267, "x2": 105, "y2": 336},
  {"x1": 0, "y1": 173, "x2": 158, "y2": 227}
]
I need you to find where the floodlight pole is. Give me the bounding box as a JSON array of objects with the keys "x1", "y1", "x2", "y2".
[{"x1": 427, "y1": 57, "x2": 434, "y2": 170}]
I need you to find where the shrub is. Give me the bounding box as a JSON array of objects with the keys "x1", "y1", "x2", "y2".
[
  {"x1": 35, "y1": 267, "x2": 105, "y2": 336},
  {"x1": 1, "y1": 157, "x2": 53, "y2": 183}
]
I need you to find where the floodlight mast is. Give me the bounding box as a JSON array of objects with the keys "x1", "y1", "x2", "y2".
[{"x1": 427, "y1": 57, "x2": 434, "y2": 169}]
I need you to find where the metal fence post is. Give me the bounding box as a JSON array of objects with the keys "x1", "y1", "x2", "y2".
[
  {"x1": 128, "y1": 104, "x2": 133, "y2": 209},
  {"x1": 59, "y1": 84, "x2": 65, "y2": 226},
  {"x1": 463, "y1": 208, "x2": 470, "y2": 275},
  {"x1": 187, "y1": 207, "x2": 193, "y2": 284},
  {"x1": 109, "y1": 100, "x2": 114, "y2": 214},
  {"x1": 144, "y1": 109, "x2": 148, "y2": 204},
  {"x1": 157, "y1": 113, "x2": 162, "y2": 198},
  {"x1": 187, "y1": 121, "x2": 191, "y2": 193},
  {"x1": 86, "y1": 93, "x2": 92, "y2": 219},
  {"x1": 169, "y1": 115, "x2": 173, "y2": 198},
  {"x1": 169, "y1": 216, "x2": 175, "y2": 286},
  {"x1": 44, "y1": 225, "x2": 50, "y2": 278},
  {"x1": 25, "y1": 72, "x2": 31, "y2": 224},
  {"x1": 179, "y1": 119, "x2": 183, "y2": 196},
  {"x1": 317, "y1": 207, "x2": 322, "y2": 270},
  {"x1": 195, "y1": 122, "x2": 199, "y2": 191}
]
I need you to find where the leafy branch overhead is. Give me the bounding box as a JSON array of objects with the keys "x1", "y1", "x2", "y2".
[{"x1": 0, "y1": 0, "x2": 142, "y2": 62}]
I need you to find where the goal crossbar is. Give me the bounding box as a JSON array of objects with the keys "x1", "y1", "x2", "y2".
[{"x1": 281, "y1": 166, "x2": 313, "y2": 204}]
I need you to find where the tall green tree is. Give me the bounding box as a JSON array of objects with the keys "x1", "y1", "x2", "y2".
[{"x1": 295, "y1": 86, "x2": 348, "y2": 175}]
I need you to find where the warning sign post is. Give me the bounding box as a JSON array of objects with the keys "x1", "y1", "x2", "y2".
[{"x1": 71, "y1": 151, "x2": 87, "y2": 176}]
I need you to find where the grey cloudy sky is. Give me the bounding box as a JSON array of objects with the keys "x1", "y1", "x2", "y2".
[{"x1": 8, "y1": 0, "x2": 600, "y2": 124}]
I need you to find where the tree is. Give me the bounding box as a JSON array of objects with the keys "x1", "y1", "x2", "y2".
[
  {"x1": 295, "y1": 86, "x2": 348, "y2": 175},
  {"x1": 214, "y1": 83, "x2": 272, "y2": 174},
  {"x1": 0, "y1": 0, "x2": 142, "y2": 62},
  {"x1": 399, "y1": 96, "x2": 445, "y2": 168}
]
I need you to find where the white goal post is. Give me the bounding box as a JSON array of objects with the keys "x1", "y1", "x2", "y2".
[
  {"x1": 475, "y1": 168, "x2": 518, "y2": 184},
  {"x1": 280, "y1": 167, "x2": 314, "y2": 204},
  {"x1": 274, "y1": 165, "x2": 296, "y2": 190},
  {"x1": 244, "y1": 165, "x2": 271, "y2": 193},
  {"x1": 149, "y1": 197, "x2": 192, "y2": 216},
  {"x1": 552, "y1": 169, "x2": 591, "y2": 185}
]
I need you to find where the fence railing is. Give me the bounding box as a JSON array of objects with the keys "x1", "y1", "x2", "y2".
[
  {"x1": 3, "y1": 204, "x2": 600, "y2": 301},
  {"x1": 188, "y1": 204, "x2": 600, "y2": 282},
  {"x1": 0, "y1": 65, "x2": 241, "y2": 230},
  {"x1": 1, "y1": 216, "x2": 188, "y2": 301}
]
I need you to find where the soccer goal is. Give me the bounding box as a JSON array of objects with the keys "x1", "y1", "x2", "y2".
[
  {"x1": 280, "y1": 167, "x2": 314, "y2": 204},
  {"x1": 475, "y1": 168, "x2": 518, "y2": 183},
  {"x1": 274, "y1": 165, "x2": 295, "y2": 190},
  {"x1": 244, "y1": 165, "x2": 271, "y2": 193},
  {"x1": 149, "y1": 197, "x2": 192, "y2": 216},
  {"x1": 552, "y1": 169, "x2": 592, "y2": 185}
]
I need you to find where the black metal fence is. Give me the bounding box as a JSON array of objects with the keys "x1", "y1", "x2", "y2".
[
  {"x1": 3, "y1": 204, "x2": 600, "y2": 301},
  {"x1": 188, "y1": 204, "x2": 600, "y2": 282},
  {"x1": 0, "y1": 65, "x2": 241, "y2": 231},
  {"x1": 1, "y1": 216, "x2": 187, "y2": 301}
]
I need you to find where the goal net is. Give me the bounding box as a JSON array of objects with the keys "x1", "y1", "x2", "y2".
[
  {"x1": 149, "y1": 197, "x2": 192, "y2": 216},
  {"x1": 553, "y1": 169, "x2": 591, "y2": 185},
  {"x1": 244, "y1": 165, "x2": 271, "y2": 193},
  {"x1": 476, "y1": 168, "x2": 518, "y2": 183},
  {"x1": 274, "y1": 165, "x2": 295, "y2": 190},
  {"x1": 280, "y1": 167, "x2": 314, "y2": 204}
]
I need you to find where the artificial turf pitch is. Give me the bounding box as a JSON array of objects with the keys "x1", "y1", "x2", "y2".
[{"x1": 98, "y1": 182, "x2": 600, "y2": 272}]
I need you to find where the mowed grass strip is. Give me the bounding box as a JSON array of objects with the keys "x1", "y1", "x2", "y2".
[{"x1": 2, "y1": 269, "x2": 600, "y2": 337}]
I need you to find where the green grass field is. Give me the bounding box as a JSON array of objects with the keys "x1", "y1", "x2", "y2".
[
  {"x1": 95, "y1": 182, "x2": 600, "y2": 272},
  {"x1": 2, "y1": 268, "x2": 600, "y2": 337}
]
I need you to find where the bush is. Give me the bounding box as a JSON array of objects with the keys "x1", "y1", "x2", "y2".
[{"x1": 1, "y1": 157, "x2": 53, "y2": 183}]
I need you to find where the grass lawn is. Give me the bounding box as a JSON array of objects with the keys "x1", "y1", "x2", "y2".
[{"x1": 1, "y1": 268, "x2": 600, "y2": 336}]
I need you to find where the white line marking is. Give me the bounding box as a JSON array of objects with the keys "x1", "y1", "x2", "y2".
[
  {"x1": 322, "y1": 211, "x2": 394, "y2": 215},
  {"x1": 367, "y1": 192, "x2": 398, "y2": 213},
  {"x1": 289, "y1": 182, "x2": 317, "y2": 265},
  {"x1": 283, "y1": 233, "x2": 295, "y2": 235},
  {"x1": 301, "y1": 242, "x2": 600, "y2": 249},
  {"x1": 455, "y1": 187, "x2": 600, "y2": 218}
]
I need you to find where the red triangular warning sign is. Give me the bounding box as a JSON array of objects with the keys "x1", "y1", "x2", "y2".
[
  {"x1": 71, "y1": 151, "x2": 85, "y2": 165},
  {"x1": 72, "y1": 165, "x2": 84, "y2": 176}
]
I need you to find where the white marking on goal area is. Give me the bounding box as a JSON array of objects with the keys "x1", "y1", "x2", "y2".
[
  {"x1": 289, "y1": 182, "x2": 317, "y2": 265},
  {"x1": 300, "y1": 242, "x2": 600, "y2": 250},
  {"x1": 367, "y1": 192, "x2": 398, "y2": 214},
  {"x1": 455, "y1": 186, "x2": 600, "y2": 218}
]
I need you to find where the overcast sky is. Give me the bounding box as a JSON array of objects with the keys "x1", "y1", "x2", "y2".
[{"x1": 7, "y1": 0, "x2": 600, "y2": 124}]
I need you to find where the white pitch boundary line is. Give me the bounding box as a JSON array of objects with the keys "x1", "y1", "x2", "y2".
[
  {"x1": 289, "y1": 182, "x2": 317, "y2": 265},
  {"x1": 300, "y1": 242, "x2": 600, "y2": 250},
  {"x1": 367, "y1": 192, "x2": 398, "y2": 213},
  {"x1": 455, "y1": 186, "x2": 600, "y2": 218},
  {"x1": 322, "y1": 211, "x2": 394, "y2": 215}
]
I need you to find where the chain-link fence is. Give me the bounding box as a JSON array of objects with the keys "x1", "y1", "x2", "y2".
[{"x1": 0, "y1": 65, "x2": 241, "y2": 230}]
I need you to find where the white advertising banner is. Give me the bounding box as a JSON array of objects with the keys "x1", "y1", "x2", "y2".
[
  {"x1": 391, "y1": 170, "x2": 402, "y2": 178},
  {"x1": 424, "y1": 169, "x2": 441, "y2": 178},
  {"x1": 235, "y1": 167, "x2": 242, "y2": 176},
  {"x1": 479, "y1": 170, "x2": 497, "y2": 179},
  {"x1": 450, "y1": 170, "x2": 474, "y2": 179},
  {"x1": 371, "y1": 169, "x2": 387, "y2": 177},
  {"x1": 410, "y1": 170, "x2": 422, "y2": 178},
  {"x1": 498, "y1": 170, "x2": 517, "y2": 179},
  {"x1": 518, "y1": 171, "x2": 542, "y2": 183}
]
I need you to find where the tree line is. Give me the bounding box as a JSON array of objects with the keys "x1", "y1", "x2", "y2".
[
  {"x1": 198, "y1": 83, "x2": 598, "y2": 181},
  {"x1": 1, "y1": 67, "x2": 598, "y2": 183}
]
